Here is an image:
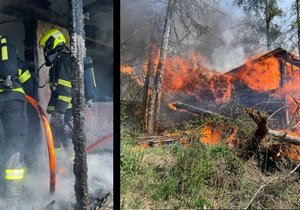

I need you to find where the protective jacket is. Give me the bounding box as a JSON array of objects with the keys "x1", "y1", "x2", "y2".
[
  {"x1": 47, "y1": 51, "x2": 72, "y2": 114},
  {"x1": 0, "y1": 58, "x2": 33, "y2": 101},
  {"x1": 0, "y1": 59, "x2": 33, "y2": 198}
]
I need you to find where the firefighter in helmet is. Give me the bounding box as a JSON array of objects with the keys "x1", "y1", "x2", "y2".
[
  {"x1": 0, "y1": 36, "x2": 33, "y2": 200},
  {"x1": 39, "y1": 29, "x2": 73, "y2": 157}
]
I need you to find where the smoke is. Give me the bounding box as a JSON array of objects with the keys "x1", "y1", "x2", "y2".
[
  {"x1": 180, "y1": 1, "x2": 247, "y2": 71},
  {"x1": 211, "y1": 45, "x2": 245, "y2": 71},
  {"x1": 121, "y1": 0, "x2": 167, "y2": 64},
  {"x1": 87, "y1": 152, "x2": 113, "y2": 197},
  {"x1": 121, "y1": 0, "x2": 252, "y2": 72},
  {"x1": 0, "y1": 149, "x2": 113, "y2": 209}
]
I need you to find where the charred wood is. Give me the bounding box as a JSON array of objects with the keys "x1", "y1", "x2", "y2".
[
  {"x1": 169, "y1": 102, "x2": 300, "y2": 146},
  {"x1": 69, "y1": 0, "x2": 89, "y2": 209},
  {"x1": 246, "y1": 107, "x2": 300, "y2": 146},
  {"x1": 245, "y1": 107, "x2": 300, "y2": 172},
  {"x1": 170, "y1": 102, "x2": 232, "y2": 121},
  {"x1": 169, "y1": 102, "x2": 300, "y2": 171}
]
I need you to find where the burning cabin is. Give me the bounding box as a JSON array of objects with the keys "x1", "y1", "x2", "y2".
[{"x1": 223, "y1": 47, "x2": 300, "y2": 129}]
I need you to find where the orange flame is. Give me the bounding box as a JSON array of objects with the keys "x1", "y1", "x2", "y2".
[
  {"x1": 163, "y1": 53, "x2": 216, "y2": 92},
  {"x1": 168, "y1": 103, "x2": 177, "y2": 111},
  {"x1": 286, "y1": 145, "x2": 300, "y2": 162},
  {"x1": 199, "y1": 124, "x2": 221, "y2": 145},
  {"x1": 121, "y1": 64, "x2": 144, "y2": 86},
  {"x1": 209, "y1": 74, "x2": 233, "y2": 104},
  {"x1": 234, "y1": 56, "x2": 281, "y2": 92},
  {"x1": 198, "y1": 124, "x2": 239, "y2": 146},
  {"x1": 120, "y1": 64, "x2": 134, "y2": 75}
]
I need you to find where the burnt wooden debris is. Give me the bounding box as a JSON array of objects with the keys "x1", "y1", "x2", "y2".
[
  {"x1": 169, "y1": 101, "x2": 300, "y2": 170},
  {"x1": 170, "y1": 101, "x2": 300, "y2": 145},
  {"x1": 138, "y1": 135, "x2": 190, "y2": 148},
  {"x1": 245, "y1": 107, "x2": 284, "y2": 171},
  {"x1": 246, "y1": 107, "x2": 300, "y2": 146},
  {"x1": 69, "y1": 0, "x2": 89, "y2": 209},
  {"x1": 245, "y1": 107, "x2": 300, "y2": 172}
]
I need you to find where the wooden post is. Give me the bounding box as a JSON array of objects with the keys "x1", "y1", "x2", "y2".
[
  {"x1": 297, "y1": 0, "x2": 300, "y2": 57},
  {"x1": 279, "y1": 58, "x2": 289, "y2": 127},
  {"x1": 68, "y1": 0, "x2": 89, "y2": 209}
]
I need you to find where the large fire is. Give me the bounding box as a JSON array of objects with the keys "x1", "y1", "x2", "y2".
[
  {"x1": 163, "y1": 50, "x2": 300, "y2": 160},
  {"x1": 162, "y1": 54, "x2": 283, "y2": 104},
  {"x1": 231, "y1": 56, "x2": 281, "y2": 92},
  {"x1": 123, "y1": 46, "x2": 300, "y2": 160}
]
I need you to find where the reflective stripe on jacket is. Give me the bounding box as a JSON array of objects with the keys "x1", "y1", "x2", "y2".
[{"x1": 47, "y1": 53, "x2": 72, "y2": 114}]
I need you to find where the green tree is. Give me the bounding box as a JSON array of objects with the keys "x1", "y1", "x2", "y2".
[
  {"x1": 234, "y1": 0, "x2": 283, "y2": 51},
  {"x1": 283, "y1": 0, "x2": 300, "y2": 56}
]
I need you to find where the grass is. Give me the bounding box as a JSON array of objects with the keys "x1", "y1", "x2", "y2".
[
  {"x1": 121, "y1": 135, "x2": 245, "y2": 209},
  {"x1": 121, "y1": 133, "x2": 300, "y2": 209}
]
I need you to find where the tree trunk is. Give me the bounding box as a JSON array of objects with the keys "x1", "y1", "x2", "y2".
[
  {"x1": 147, "y1": 0, "x2": 175, "y2": 134},
  {"x1": 143, "y1": 43, "x2": 153, "y2": 131},
  {"x1": 68, "y1": 0, "x2": 90, "y2": 209},
  {"x1": 297, "y1": 0, "x2": 300, "y2": 56},
  {"x1": 143, "y1": 35, "x2": 155, "y2": 131},
  {"x1": 265, "y1": 0, "x2": 271, "y2": 50}
]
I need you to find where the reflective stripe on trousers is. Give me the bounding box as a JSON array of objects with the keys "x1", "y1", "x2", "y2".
[{"x1": 5, "y1": 169, "x2": 25, "y2": 180}]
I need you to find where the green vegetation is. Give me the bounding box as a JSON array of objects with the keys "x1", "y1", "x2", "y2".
[{"x1": 121, "y1": 133, "x2": 300, "y2": 209}]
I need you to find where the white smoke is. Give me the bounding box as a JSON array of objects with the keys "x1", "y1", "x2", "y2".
[
  {"x1": 121, "y1": 0, "x2": 249, "y2": 72},
  {"x1": 0, "y1": 150, "x2": 113, "y2": 209},
  {"x1": 211, "y1": 45, "x2": 245, "y2": 71},
  {"x1": 88, "y1": 153, "x2": 113, "y2": 197}
]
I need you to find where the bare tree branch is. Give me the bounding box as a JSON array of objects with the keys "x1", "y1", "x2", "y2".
[{"x1": 244, "y1": 163, "x2": 300, "y2": 209}]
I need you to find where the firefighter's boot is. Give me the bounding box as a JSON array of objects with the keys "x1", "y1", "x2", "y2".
[{"x1": 4, "y1": 152, "x2": 25, "y2": 202}]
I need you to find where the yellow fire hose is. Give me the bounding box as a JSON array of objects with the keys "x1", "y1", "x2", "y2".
[{"x1": 25, "y1": 95, "x2": 56, "y2": 194}]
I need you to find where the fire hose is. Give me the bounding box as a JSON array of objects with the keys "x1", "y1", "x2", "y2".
[
  {"x1": 25, "y1": 95, "x2": 113, "y2": 193},
  {"x1": 25, "y1": 95, "x2": 56, "y2": 194},
  {"x1": 85, "y1": 133, "x2": 113, "y2": 153}
]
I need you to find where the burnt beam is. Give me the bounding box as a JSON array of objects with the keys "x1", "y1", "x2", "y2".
[
  {"x1": 1, "y1": 4, "x2": 110, "y2": 49},
  {"x1": 1, "y1": 4, "x2": 67, "y2": 27},
  {"x1": 69, "y1": 0, "x2": 90, "y2": 209}
]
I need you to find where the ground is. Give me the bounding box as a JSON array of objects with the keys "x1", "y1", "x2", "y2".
[{"x1": 121, "y1": 128, "x2": 300, "y2": 209}]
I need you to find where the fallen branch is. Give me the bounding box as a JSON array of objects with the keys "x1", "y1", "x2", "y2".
[
  {"x1": 246, "y1": 107, "x2": 300, "y2": 146},
  {"x1": 244, "y1": 163, "x2": 300, "y2": 209},
  {"x1": 169, "y1": 102, "x2": 232, "y2": 121},
  {"x1": 169, "y1": 102, "x2": 300, "y2": 146}
]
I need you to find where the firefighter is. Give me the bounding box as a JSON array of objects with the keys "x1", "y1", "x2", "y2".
[
  {"x1": 0, "y1": 36, "x2": 33, "y2": 200},
  {"x1": 39, "y1": 29, "x2": 73, "y2": 157}
]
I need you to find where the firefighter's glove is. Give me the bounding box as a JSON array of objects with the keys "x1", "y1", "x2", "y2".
[{"x1": 51, "y1": 112, "x2": 65, "y2": 127}]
